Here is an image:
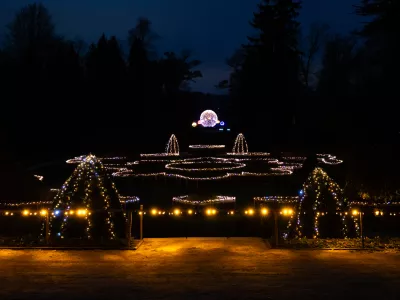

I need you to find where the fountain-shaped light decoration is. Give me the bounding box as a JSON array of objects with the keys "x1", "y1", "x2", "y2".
[
  {"x1": 165, "y1": 134, "x2": 180, "y2": 155},
  {"x1": 232, "y1": 133, "x2": 249, "y2": 154}
]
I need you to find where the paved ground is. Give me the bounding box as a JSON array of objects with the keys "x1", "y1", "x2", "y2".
[{"x1": 1, "y1": 237, "x2": 400, "y2": 299}]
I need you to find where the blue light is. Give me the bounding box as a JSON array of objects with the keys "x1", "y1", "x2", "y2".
[
  {"x1": 227, "y1": 128, "x2": 230, "y2": 131},
  {"x1": 299, "y1": 190, "x2": 304, "y2": 196},
  {"x1": 54, "y1": 210, "x2": 60, "y2": 216},
  {"x1": 220, "y1": 121, "x2": 225, "y2": 126}
]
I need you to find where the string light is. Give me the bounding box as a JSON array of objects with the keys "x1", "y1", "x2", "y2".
[
  {"x1": 165, "y1": 160, "x2": 246, "y2": 172},
  {"x1": 254, "y1": 196, "x2": 299, "y2": 203},
  {"x1": 317, "y1": 154, "x2": 343, "y2": 165},
  {"x1": 232, "y1": 133, "x2": 248, "y2": 154},
  {"x1": 189, "y1": 145, "x2": 225, "y2": 149},
  {"x1": 34, "y1": 175, "x2": 44, "y2": 181},
  {"x1": 140, "y1": 153, "x2": 179, "y2": 157},
  {"x1": 141, "y1": 134, "x2": 181, "y2": 157},
  {"x1": 52, "y1": 154, "x2": 125, "y2": 240},
  {"x1": 226, "y1": 152, "x2": 271, "y2": 156},
  {"x1": 0, "y1": 201, "x2": 53, "y2": 207},
  {"x1": 66, "y1": 156, "x2": 126, "y2": 164},
  {"x1": 292, "y1": 168, "x2": 347, "y2": 239},
  {"x1": 165, "y1": 134, "x2": 179, "y2": 155},
  {"x1": 119, "y1": 196, "x2": 140, "y2": 203},
  {"x1": 172, "y1": 195, "x2": 236, "y2": 205},
  {"x1": 113, "y1": 170, "x2": 292, "y2": 180},
  {"x1": 281, "y1": 156, "x2": 307, "y2": 161}
]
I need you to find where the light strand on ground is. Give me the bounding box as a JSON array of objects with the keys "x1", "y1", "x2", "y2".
[
  {"x1": 317, "y1": 153, "x2": 343, "y2": 165},
  {"x1": 189, "y1": 145, "x2": 225, "y2": 149},
  {"x1": 172, "y1": 195, "x2": 236, "y2": 205},
  {"x1": 165, "y1": 160, "x2": 246, "y2": 172}
]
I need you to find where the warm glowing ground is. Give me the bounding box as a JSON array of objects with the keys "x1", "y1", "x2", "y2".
[{"x1": 1, "y1": 238, "x2": 400, "y2": 299}]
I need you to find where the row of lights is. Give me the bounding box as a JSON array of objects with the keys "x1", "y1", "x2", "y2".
[
  {"x1": 352, "y1": 209, "x2": 393, "y2": 216},
  {"x1": 1, "y1": 209, "x2": 89, "y2": 217},
  {"x1": 245, "y1": 208, "x2": 294, "y2": 216},
  {"x1": 145, "y1": 208, "x2": 294, "y2": 216}
]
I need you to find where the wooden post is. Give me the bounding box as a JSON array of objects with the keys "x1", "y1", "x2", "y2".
[
  {"x1": 139, "y1": 205, "x2": 143, "y2": 240},
  {"x1": 126, "y1": 210, "x2": 132, "y2": 248},
  {"x1": 360, "y1": 212, "x2": 364, "y2": 248},
  {"x1": 274, "y1": 210, "x2": 279, "y2": 247},
  {"x1": 45, "y1": 212, "x2": 50, "y2": 245}
]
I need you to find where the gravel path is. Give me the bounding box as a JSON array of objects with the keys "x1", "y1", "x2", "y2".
[{"x1": 1, "y1": 237, "x2": 399, "y2": 299}]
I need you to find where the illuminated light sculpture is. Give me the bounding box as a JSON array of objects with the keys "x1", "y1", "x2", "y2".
[
  {"x1": 232, "y1": 133, "x2": 248, "y2": 154},
  {"x1": 197, "y1": 110, "x2": 220, "y2": 127},
  {"x1": 226, "y1": 133, "x2": 270, "y2": 156},
  {"x1": 165, "y1": 134, "x2": 180, "y2": 155},
  {"x1": 291, "y1": 167, "x2": 347, "y2": 239},
  {"x1": 140, "y1": 135, "x2": 180, "y2": 157},
  {"x1": 51, "y1": 154, "x2": 126, "y2": 240}
]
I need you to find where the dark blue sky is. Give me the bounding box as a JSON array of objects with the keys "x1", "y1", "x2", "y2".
[{"x1": 0, "y1": 0, "x2": 361, "y2": 93}]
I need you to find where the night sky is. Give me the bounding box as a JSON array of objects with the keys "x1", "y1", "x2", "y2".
[{"x1": 0, "y1": 0, "x2": 361, "y2": 93}]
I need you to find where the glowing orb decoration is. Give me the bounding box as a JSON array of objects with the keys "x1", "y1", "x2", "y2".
[
  {"x1": 199, "y1": 110, "x2": 219, "y2": 127},
  {"x1": 192, "y1": 122, "x2": 197, "y2": 127},
  {"x1": 220, "y1": 121, "x2": 225, "y2": 126}
]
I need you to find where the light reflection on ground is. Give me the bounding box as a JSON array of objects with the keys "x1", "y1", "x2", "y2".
[{"x1": 1, "y1": 238, "x2": 399, "y2": 299}]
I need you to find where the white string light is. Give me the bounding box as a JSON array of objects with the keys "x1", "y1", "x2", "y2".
[
  {"x1": 254, "y1": 196, "x2": 299, "y2": 203},
  {"x1": 165, "y1": 160, "x2": 246, "y2": 172},
  {"x1": 113, "y1": 169, "x2": 292, "y2": 180},
  {"x1": 189, "y1": 145, "x2": 225, "y2": 149},
  {"x1": 165, "y1": 134, "x2": 180, "y2": 155},
  {"x1": 232, "y1": 133, "x2": 248, "y2": 154},
  {"x1": 172, "y1": 195, "x2": 236, "y2": 205},
  {"x1": 317, "y1": 154, "x2": 343, "y2": 165}
]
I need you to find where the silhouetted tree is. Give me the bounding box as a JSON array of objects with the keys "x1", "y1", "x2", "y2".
[
  {"x1": 216, "y1": 48, "x2": 245, "y2": 95},
  {"x1": 317, "y1": 35, "x2": 358, "y2": 97},
  {"x1": 85, "y1": 34, "x2": 126, "y2": 82},
  {"x1": 299, "y1": 22, "x2": 330, "y2": 90},
  {"x1": 159, "y1": 50, "x2": 202, "y2": 95},
  {"x1": 354, "y1": 0, "x2": 400, "y2": 96},
  {"x1": 4, "y1": 3, "x2": 56, "y2": 81},
  {"x1": 127, "y1": 18, "x2": 160, "y2": 94},
  {"x1": 228, "y1": 0, "x2": 303, "y2": 134}
]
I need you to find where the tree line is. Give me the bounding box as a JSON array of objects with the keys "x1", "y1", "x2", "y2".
[
  {"x1": 1, "y1": 1, "x2": 399, "y2": 180},
  {"x1": 0, "y1": 0, "x2": 398, "y2": 202}
]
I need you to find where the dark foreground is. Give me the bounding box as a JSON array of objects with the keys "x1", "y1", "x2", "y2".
[{"x1": 1, "y1": 238, "x2": 399, "y2": 300}]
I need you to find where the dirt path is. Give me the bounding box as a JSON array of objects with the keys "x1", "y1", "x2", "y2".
[{"x1": 0, "y1": 238, "x2": 399, "y2": 299}]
